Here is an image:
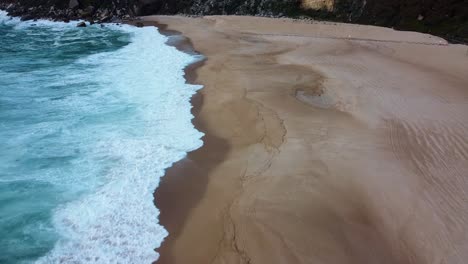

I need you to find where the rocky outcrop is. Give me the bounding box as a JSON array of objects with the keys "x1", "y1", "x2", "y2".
[
  {"x1": 135, "y1": 0, "x2": 300, "y2": 17},
  {"x1": 69, "y1": 0, "x2": 79, "y2": 9},
  {"x1": 76, "y1": 21, "x2": 86, "y2": 27},
  {"x1": 0, "y1": 0, "x2": 137, "y2": 23},
  {"x1": 0, "y1": 0, "x2": 466, "y2": 42},
  {"x1": 137, "y1": 0, "x2": 468, "y2": 42},
  {"x1": 302, "y1": 0, "x2": 468, "y2": 43},
  {"x1": 301, "y1": 0, "x2": 334, "y2": 11},
  {"x1": 0, "y1": 0, "x2": 301, "y2": 21}
]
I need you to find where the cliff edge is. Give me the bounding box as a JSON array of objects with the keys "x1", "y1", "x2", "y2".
[{"x1": 1, "y1": 0, "x2": 466, "y2": 42}]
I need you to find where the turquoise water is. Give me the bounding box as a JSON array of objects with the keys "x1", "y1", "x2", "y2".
[{"x1": 0, "y1": 11, "x2": 203, "y2": 263}]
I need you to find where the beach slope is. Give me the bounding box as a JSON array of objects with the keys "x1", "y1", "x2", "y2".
[{"x1": 146, "y1": 16, "x2": 468, "y2": 264}]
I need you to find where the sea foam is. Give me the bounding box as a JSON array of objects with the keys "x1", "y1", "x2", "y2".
[
  {"x1": 37, "y1": 25, "x2": 204, "y2": 263},
  {"x1": 1, "y1": 10, "x2": 203, "y2": 263}
]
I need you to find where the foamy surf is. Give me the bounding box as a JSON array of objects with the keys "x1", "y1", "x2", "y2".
[{"x1": 0, "y1": 11, "x2": 203, "y2": 263}]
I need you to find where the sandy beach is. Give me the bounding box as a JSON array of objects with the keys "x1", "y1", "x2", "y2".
[{"x1": 143, "y1": 16, "x2": 468, "y2": 264}]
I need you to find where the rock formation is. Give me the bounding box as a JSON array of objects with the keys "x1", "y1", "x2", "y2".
[{"x1": 0, "y1": 0, "x2": 466, "y2": 42}]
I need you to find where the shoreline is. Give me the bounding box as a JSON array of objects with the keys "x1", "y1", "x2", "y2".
[
  {"x1": 139, "y1": 15, "x2": 468, "y2": 264},
  {"x1": 0, "y1": 14, "x2": 206, "y2": 263},
  {"x1": 2, "y1": 10, "x2": 468, "y2": 263},
  {"x1": 129, "y1": 19, "x2": 230, "y2": 264}
]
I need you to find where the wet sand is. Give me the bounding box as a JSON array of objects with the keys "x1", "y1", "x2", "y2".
[{"x1": 143, "y1": 16, "x2": 468, "y2": 264}]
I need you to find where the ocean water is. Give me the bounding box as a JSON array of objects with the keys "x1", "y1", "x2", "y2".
[{"x1": 0, "y1": 11, "x2": 203, "y2": 263}]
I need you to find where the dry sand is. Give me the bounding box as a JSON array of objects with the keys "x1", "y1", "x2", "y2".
[{"x1": 142, "y1": 16, "x2": 468, "y2": 264}]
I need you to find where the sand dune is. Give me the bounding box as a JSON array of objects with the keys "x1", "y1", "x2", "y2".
[{"x1": 143, "y1": 16, "x2": 468, "y2": 264}]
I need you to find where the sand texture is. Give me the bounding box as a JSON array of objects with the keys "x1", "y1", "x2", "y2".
[{"x1": 143, "y1": 16, "x2": 468, "y2": 264}]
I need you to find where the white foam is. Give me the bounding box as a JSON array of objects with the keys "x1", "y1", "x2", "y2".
[
  {"x1": 0, "y1": 10, "x2": 16, "y2": 23},
  {"x1": 32, "y1": 25, "x2": 204, "y2": 263},
  {"x1": 0, "y1": 10, "x2": 83, "y2": 29}
]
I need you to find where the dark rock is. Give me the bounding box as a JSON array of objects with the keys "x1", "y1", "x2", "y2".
[
  {"x1": 69, "y1": 0, "x2": 79, "y2": 10},
  {"x1": 136, "y1": 22, "x2": 144, "y2": 27},
  {"x1": 20, "y1": 14, "x2": 35, "y2": 21},
  {"x1": 79, "y1": 6, "x2": 95, "y2": 18},
  {"x1": 98, "y1": 15, "x2": 112, "y2": 23},
  {"x1": 6, "y1": 3, "x2": 15, "y2": 12},
  {"x1": 101, "y1": 9, "x2": 110, "y2": 18},
  {"x1": 1, "y1": 0, "x2": 467, "y2": 44},
  {"x1": 110, "y1": 16, "x2": 120, "y2": 23},
  {"x1": 77, "y1": 21, "x2": 86, "y2": 27}
]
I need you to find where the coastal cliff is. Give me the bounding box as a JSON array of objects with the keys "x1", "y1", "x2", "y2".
[
  {"x1": 0, "y1": 0, "x2": 300, "y2": 21},
  {"x1": 304, "y1": 0, "x2": 468, "y2": 43},
  {"x1": 1, "y1": 0, "x2": 466, "y2": 41}
]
